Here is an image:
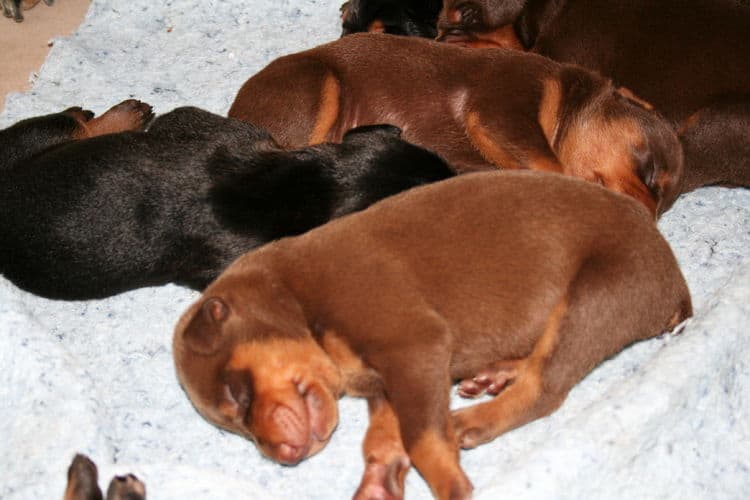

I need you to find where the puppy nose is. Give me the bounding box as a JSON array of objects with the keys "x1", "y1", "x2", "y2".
[{"x1": 275, "y1": 443, "x2": 306, "y2": 465}]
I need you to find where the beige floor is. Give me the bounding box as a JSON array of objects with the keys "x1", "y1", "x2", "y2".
[{"x1": 0, "y1": 0, "x2": 91, "y2": 112}]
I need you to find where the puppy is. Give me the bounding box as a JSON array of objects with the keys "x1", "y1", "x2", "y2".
[
  {"x1": 2, "y1": 0, "x2": 52, "y2": 22},
  {"x1": 64, "y1": 454, "x2": 146, "y2": 500},
  {"x1": 228, "y1": 34, "x2": 684, "y2": 216},
  {"x1": 0, "y1": 101, "x2": 453, "y2": 300},
  {"x1": 436, "y1": 0, "x2": 750, "y2": 193},
  {"x1": 340, "y1": 0, "x2": 443, "y2": 37},
  {"x1": 173, "y1": 170, "x2": 692, "y2": 500}
]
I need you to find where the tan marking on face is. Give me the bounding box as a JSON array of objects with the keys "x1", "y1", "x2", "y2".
[
  {"x1": 367, "y1": 19, "x2": 386, "y2": 33},
  {"x1": 309, "y1": 72, "x2": 341, "y2": 144},
  {"x1": 478, "y1": 24, "x2": 525, "y2": 50},
  {"x1": 557, "y1": 114, "x2": 656, "y2": 213},
  {"x1": 224, "y1": 338, "x2": 342, "y2": 462},
  {"x1": 409, "y1": 429, "x2": 473, "y2": 500},
  {"x1": 465, "y1": 111, "x2": 524, "y2": 169}
]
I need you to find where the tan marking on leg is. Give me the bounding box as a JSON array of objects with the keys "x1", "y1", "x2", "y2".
[
  {"x1": 409, "y1": 429, "x2": 473, "y2": 500},
  {"x1": 354, "y1": 398, "x2": 410, "y2": 500},
  {"x1": 465, "y1": 111, "x2": 523, "y2": 169},
  {"x1": 453, "y1": 295, "x2": 569, "y2": 448},
  {"x1": 308, "y1": 72, "x2": 341, "y2": 144}
]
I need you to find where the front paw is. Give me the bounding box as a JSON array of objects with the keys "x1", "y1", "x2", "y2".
[
  {"x1": 106, "y1": 473, "x2": 146, "y2": 500},
  {"x1": 353, "y1": 455, "x2": 410, "y2": 500}
]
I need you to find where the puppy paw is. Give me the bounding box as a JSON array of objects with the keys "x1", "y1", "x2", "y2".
[
  {"x1": 81, "y1": 100, "x2": 154, "y2": 138},
  {"x1": 353, "y1": 455, "x2": 410, "y2": 500},
  {"x1": 452, "y1": 409, "x2": 491, "y2": 450},
  {"x1": 106, "y1": 473, "x2": 146, "y2": 500},
  {"x1": 105, "y1": 99, "x2": 155, "y2": 131},
  {"x1": 64, "y1": 454, "x2": 104, "y2": 500},
  {"x1": 457, "y1": 360, "x2": 521, "y2": 398}
]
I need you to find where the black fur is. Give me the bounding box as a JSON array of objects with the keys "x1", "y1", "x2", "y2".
[
  {"x1": 340, "y1": 0, "x2": 443, "y2": 38},
  {"x1": 0, "y1": 107, "x2": 454, "y2": 300}
]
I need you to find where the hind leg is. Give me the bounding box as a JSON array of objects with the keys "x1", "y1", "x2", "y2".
[
  {"x1": 453, "y1": 297, "x2": 569, "y2": 449},
  {"x1": 453, "y1": 254, "x2": 690, "y2": 449}
]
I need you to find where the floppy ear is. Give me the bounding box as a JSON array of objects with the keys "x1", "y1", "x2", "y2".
[
  {"x1": 616, "y1": 86, "x2": 654, "y2": 111},
  {"x1": 343, "y1": 124, "x2": 403, "y2": 141},
  {"x1": 632, "y1": 146, "x2": 661, "y2": 197},
  {"x1": 182, "y1": 297, "x2": 230, "y2": 355}
]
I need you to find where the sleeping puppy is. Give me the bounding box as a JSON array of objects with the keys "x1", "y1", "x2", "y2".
[
  {"x1": 173, "y1": 170, "x2": 692, "y2": 500},
  {"x1": 2, "y1": 0, "x2": 52, "y2": 22},
  {"x1": 0, "y1": 101, "x2": 453, "y2": 300},
  {"x1": 340, "y1": 0, "x2": 443, "y2": 37},
  {"x1": 64, "y1": 454, "x2": 145, "y2": 500},
  {"x1": 228, "y1": 34, "x2": 684, "y2": 216},
  {"x1": 436, "y1": 0, "x2": 750, "y2": 193}
]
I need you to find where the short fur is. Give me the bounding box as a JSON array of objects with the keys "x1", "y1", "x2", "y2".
[
  {"x1": 64, "y1": 454, "x2": 146, "y2": 500},
  {"x1": 340, "y1": 0, "x2": 443, "y2": 37},
  {"x1": 1, "y1": 0, "x2": 52, "y2": 22},
  {"x1": 0, "y1": 101, "x2": 453, "y2": 300},
  {"x1": 436, "y1": 0, "x2": 750, "y2": 193},
  {"x1": 228, "y1": 34, "x2": 684, "y2": 215},
  {"x1": 174, "y1": 170, "x2": 692, "y2": 500}
]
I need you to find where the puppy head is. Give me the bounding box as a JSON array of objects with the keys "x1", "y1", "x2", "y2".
[
  {"x1": 545, "y1": 71, "x2": 684, "y2": 216},
  {"x1": 437, "y1": 0, "x2": 525, "y2": 49},
  {"x1": 173, "y1": 272, "x2": 342, "y2": 465},
  {"x1": 340, "y1": 0, "x2": 441, "y2": 38}
]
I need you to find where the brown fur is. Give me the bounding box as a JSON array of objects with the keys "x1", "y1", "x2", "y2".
[
  {"x1": 436, "y1": 0, "x2": 750, "y2": 194},
  {"x1": 228, "y1": 34, "x2": 683, "y2": 215},
  {"x1": 173, "y1": 170, "x2": 691, "y2": 499}
]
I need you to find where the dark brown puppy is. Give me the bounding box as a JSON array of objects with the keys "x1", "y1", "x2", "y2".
[
  {"x1": 64, "y1": 454, "x2": 146, "y2": 500},
  {"x1": 229, "y1": 34, "x2": 684, "y2": 215},
  {"x1": 173, "y1": 171, "x2": 692, "y2": 500},
  {"x1": 436, "y1": 0, "x2": 750, "y2": 193}
]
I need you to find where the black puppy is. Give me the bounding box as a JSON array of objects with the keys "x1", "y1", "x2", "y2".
[
  {"x1": 0, "y1": 100, "x2": 453, "y2": 300},
  {"x1": 340, "y1": 0, "x2": 442, "y2": 37},
  {"x1": 2, "y1": 0, "x2": 52, "y2": 22}
]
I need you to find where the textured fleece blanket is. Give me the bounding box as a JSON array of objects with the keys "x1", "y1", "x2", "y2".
[{"x1": 1, "y1": 1, "x2": 748, "y2": 498}]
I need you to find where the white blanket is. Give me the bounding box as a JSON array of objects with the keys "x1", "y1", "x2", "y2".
[{"x1": 1, "y1": 1, "x2": 748, "y2": 498}]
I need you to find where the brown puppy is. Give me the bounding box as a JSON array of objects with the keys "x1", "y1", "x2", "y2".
[
  {"x1": 228, "y1": 34, "x2": 684, "y2": 216},
  {"x1": 173, "y1": 171, "x2": 692, "y2": 499},
  {"x1": 436, "y1": 0, "x2": 750, "y2": 193}
]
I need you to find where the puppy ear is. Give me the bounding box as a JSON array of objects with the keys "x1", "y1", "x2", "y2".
[
  {"x1": 616, "y1": 86, "x2": 654, "y2": 111},
  {"x1": 182, "y1": 297, "x2": 229, "y2": 355},
  {"x1": 343, "y1": 124, "x2": 402, "y2": 141},
  {"x1": 632, "y1": 147, "x2": 660, "y2": 197},
  {"x1": 340, "y1": 1, "x2": 351, "y2": 21}
]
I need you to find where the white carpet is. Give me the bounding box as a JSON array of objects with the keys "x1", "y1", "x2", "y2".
[{"x1": 1, "y1": 1, "x2": 748, "y2": 498}]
